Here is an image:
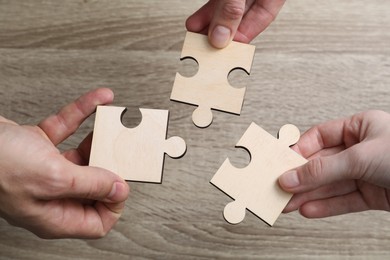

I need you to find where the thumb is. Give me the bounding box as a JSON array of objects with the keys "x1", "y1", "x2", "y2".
[
  {"x1": 278, "y1": 151, "x2": 355, "y2": 193},
  {"x1": 208, "y1": 0, "x2": 246, "y2": 48},
  {"x1": 51, "y1": 161, "x2": 129, "y2": 203}
]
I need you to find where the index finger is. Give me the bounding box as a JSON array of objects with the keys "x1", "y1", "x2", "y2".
[
  {"x1": 38, "y1": 88, "x2": 114, "y2": 146},
  {"x1": 294, "y1": 117, "x2": 349, "y2": 159},
  {"x1": 235, "y1": 0, "x2": 285, "y2": 43}
]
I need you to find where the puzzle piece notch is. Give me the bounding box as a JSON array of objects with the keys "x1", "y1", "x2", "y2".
[
  {"x1": 171, "y1": 31, "x2": 256, "y2": 128},
  {"x1": 211, "y1": 123, "x2": 308, "y2": 226},
  {"x1": 89, "y1": 106, "x2": 186, "y2": 183},
  {"x1": 222, "y1": 124, "x2": 301, "y2": 224}
]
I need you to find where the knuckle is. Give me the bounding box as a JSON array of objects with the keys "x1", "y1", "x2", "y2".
[
  {"x1": 303, "y1": 157, "x2": 324, "y2": 183},
  {"x1": 84, "y1": 181, "x2": 103, "y2": 200},
  {"x1": 221, "y1": 1, "x2": 245, "y2": 20},
  {"x1": 41, "y1": 159, "x2": 70, "y2": 194},
  {"x1": 44, "y1": 159, "x2": 62, "y2": 179},
  {"x1": 345, "y1": 146, "x2": 366, "y2": 179}
]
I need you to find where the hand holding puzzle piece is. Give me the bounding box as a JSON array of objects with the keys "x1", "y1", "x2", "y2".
[
  {"x1": 211, "y1": 123, "x2": 307, "y2": 226},
  {"x1": 89, "y1": 32, "x2": 305, "y2": 227}
]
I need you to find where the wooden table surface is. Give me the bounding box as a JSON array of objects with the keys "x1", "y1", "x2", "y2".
[{"x1": 1, "y1": 0, "x2": 390, "y2": 259}]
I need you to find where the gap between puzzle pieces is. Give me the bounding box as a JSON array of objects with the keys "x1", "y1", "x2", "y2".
[
  {"x1": 171, "y1": 31, "x2": 256, "y2": 128},
  {"x1": 89, "y1": 105, "x2": 186, "y2": 183},
  {"x1": 211, "y1": 123, "x2": 308, "y2": 226}
]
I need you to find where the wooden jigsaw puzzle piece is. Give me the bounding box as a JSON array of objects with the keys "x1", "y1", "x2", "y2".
[
  {"x1": 171, "y1": 31, "x2": 256, "y2": 128},
  {"x1": 89, "y1": 106, "x2": 186, "y2": 183},
  {"x1": 211, "y1": 123, "x2": 307, "y2": 226}
]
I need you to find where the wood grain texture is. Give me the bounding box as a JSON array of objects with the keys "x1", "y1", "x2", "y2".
[
  {"x1": 171, "y1": 31, "x2": 255, "y2": 128},
  {"x1": 0, "y1": 0, "x2": 390, "y2": 259},
  {"x1": 89, "y1": 106, "x2": 186, "y2": 182},
  {"x1": 211, "y1": 123, "x2": 307, "y2": 226}
]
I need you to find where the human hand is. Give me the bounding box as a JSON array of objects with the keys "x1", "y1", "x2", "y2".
[
  {"x1": 0, "y1": 88, "x2": 129, "y2": 239},
  {"x1": 278, "y1": 110, "x2": 390, "y2": 218},
  {"x1": 186, "y1": 0, "x2": 286, "y2": 48}
]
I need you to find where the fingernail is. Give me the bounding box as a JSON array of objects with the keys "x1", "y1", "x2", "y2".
[
  {"x1": 279, "y1": 171, "x2": 300, "y2": 189},
  {"x1": 108, "y1": 182, "x2": 127, "y2": 201},
  {"x1": 211, "y1": 25, "x2": 231, "y2": 48}
]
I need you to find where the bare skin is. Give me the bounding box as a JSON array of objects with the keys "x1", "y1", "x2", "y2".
[
  {"x1": 186, "y1": 0, "x2": 286, "y2": 48},
  {"x1": 0, "y1": 88, "x2": 129, "y2": 239},
  {"x1": 279, "y1": 110, "x2": 390, "y2": 218}
]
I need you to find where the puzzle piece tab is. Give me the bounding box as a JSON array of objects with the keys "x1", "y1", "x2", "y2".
[
  {"x1": 170, "y1": 31, "x2": 256, "y2": 128},
  {"x1": 89, "y1": 106, "x2": 186, "y2": 183},
  {"x1": 210, "y1": 123, "x2": 308, "y2": 226}
]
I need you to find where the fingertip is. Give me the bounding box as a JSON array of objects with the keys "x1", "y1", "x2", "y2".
[
  {"x1": 279, "y1": 170, "x2": 300, "y2": 191},
  {"x1": 209, "y1": 25, "x2": 231, "y2": 48},
  {"x1": 232, "y1": 30, "x2": 251, "y2": 44},
  {"x1": 94, "y1": 87, "x2": 114, "y2": 104},
  {"x1": 106, "y1": 181, "x2": 130, "y2": 202},
  {"x1": 299, "y1": 203, "x2": 322, "y2": 218},
  {"x1": 282, "y1": 203, "x2": 298, "y2": 214},
  {"x1": 185, "y1": 15, "x2": 198, "y2": 32}
]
